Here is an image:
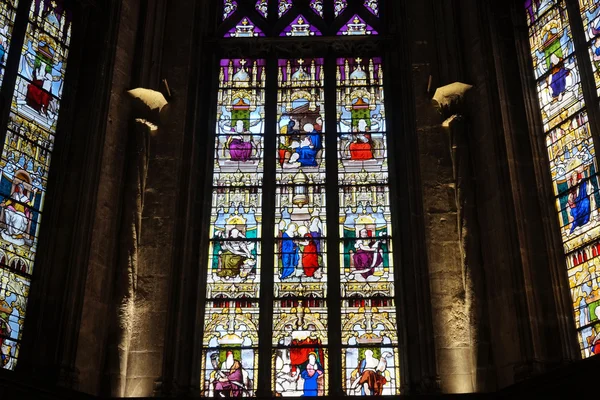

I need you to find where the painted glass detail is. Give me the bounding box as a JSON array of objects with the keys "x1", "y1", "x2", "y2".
[
  {"x1": 0, "y1": 0, "x2": 72, "y2": 371},
  {"x1": 0, "y1": 0, "x2": 18, "y2": 86},
  {"x1": 338, "y1": 15, "x2": 378, "y2": 36},
  {"x1": 526, "y1": 0, "x2": 600, "y2": 358},
  {"x1": 337, "y1": 57, "x2": 400, "y2": 395},
  {"x1": 227, "y1": 17, "x2": 265, "y2": 38},
  {"x1": 273, "y1": 58, "x2": 328, "y2": 397},
  {"x1": 282, "y1": 15, "x2": 322, "y2": 37},
  {"x1": 200, "y1": 58, "x2": 266, "y2": 396},
  {"x1": 223, "y1": 0, "x2": 238, "y2": 21}
]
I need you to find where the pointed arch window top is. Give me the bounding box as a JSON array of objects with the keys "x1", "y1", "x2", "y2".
[
  {"x1": 310, "y1": 0, "x2": 323, "y2": 17},
  {"x1": 338, "y1": 14, "x2": 378, "y2": 36},
  {"x1": 281, "y1": 15, "x2": 322, "y2": 37},
  {"x1": 278, "y1": 0, "x2": 293, "y2": 18},
  {"x1": 223, "y1": 0, "x2": 238, "y2": 21},
  {"x1": 364, "y1": 0, "x2": 379, "y2": 16},
  {"x1": 227, "y1": 17, "x2": 265, "y2": 38},
  {"x1": 256, "y1": 0, "x2": 268, "y2": 18}
]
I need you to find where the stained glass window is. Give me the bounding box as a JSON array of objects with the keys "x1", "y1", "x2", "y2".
[
  {"x1": 525, "y1": 0, "x2": 600, "y2": 359},
  {"x1": 337, "y1": 57, "x2": 400, "y2": 395},
  {"x1": 273, "y1": 58, "x2": 328, "y2": 396},
  {"x1": 210, "y1": 2, "x2": 393, "y2": 396},
  {"x1": 201, "y1": 58, "x2": 265, "y2": 396},
  {"x1": 0, "y1": 0, "x2": 71, "y2": 371},
  {"x1": 223, "y1": 0, "x2": 238, "y2": 21},
  {"x1": 0, "y1": 0, "x2": 18, "y2": 86}
]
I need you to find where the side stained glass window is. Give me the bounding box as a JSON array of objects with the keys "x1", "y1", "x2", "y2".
[
  {"x1": 0, "y1": 0, "x2": 71, "y2": 371},
  {"x1": 337, "y1": 57, "x2": 400, "y2": 395},
  {"x1": 200, "y1": 59, "x2": 265, "y2": 397},
  {"x1": 581, "y1": 0, "x2": 600, "y2": 94},
  {"x1": 525, "y1": 0, "x2": 600, "y2": 359},
  {"x1": 0, "y1": 0, "x2": 18, "y2": 86}
]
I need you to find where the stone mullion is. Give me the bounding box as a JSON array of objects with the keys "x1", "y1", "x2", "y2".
[
  {"x1": 256, "y1": 55, "x2": 278, "y2": 399},
  {"x1": 324, "y1": 53, "x2": 343, "y2": 396}
]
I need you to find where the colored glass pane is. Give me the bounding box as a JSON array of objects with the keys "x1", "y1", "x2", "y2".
[
  {"x1": 272, "y1": 299, "x2": 328, "y2": 396},
  {"x1": 256, "y1": 0, "x2": 268, "y2": 18},
  {"x1": 0, "y1": 0, "x2": 18, "y2": 86},
  {"x1": 310, "y1": 0, "x2": 324, "y2": 18},
  {"x1": 279, "y1": 0, "x2": 293, "y2": 18},
  {"x1": 338, "y1": 15, "x2": 378, "y2": 36},
  {"x1": 337, "y1": 57, "x2": 400, "y2": 395},
  {"x1": 335, "y1": 0, "x2": 348, "y2": 17},
  {"x1": 201, "y1": 58, "x2": 266, "y2": 395},
  {"x1": 364, "y1": 0, "x2": 379, "y2": 16},
  {"x1": 223, "y1": 0, "x2": 237, "y2": 21},
  {"x1": 281, "y1": 15, "x2": 322, "y2": 37},
  {"x1": 525, "y1": 0, "x2": 557, "y2": 26},
  {"x1": 226, "y1": 17, "x2": 265, "y2": 38},
  {"x1": 528, "y1": 4, "x2": 582, "y2": 132},
  {"x1": 273, "y1": 58, "x2": 328, "y2": 396},
  {"x1": 0, "y1": 0, "x2": 71, "y2": 371},
  {"x1": 580, "y1": 0, "x2": 600, "y2": 95}
]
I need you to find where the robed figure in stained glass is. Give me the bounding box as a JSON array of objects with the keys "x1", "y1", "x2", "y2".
[{"x1": 568, "y1": 170, "x2": 592, "y2": 233}]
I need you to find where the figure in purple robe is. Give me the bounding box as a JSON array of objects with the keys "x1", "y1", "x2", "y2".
[
  {"x1": 549, "y1": 53, "x2": 570, "y2": 100},
  {"x1": 228, "y1": 120, "x2": 253, "y2": 162},
  {"x1": 214, "y1": 359, "x2": 245, "y2": 397},
  {"x1": 352, "y1": 229, "x2": 383, "y2": 279}
]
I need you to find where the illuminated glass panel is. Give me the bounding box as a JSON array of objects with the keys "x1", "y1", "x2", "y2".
[
  {"x1": 337, "y1": 57, "x2": 400, "y2": 395},
  {"x1": 364, "y1": 0, "x2": 379, "y2": 16},
  {"x1": 272, "y1": 299, "x2": 328, "y2": 396},
  {"x1": 256, "y1": 0, "x2": 268, "y2": 18},
  {"x1": 282, "y1": 15, "x2": 322, "y2": 37},
  {"x1": 278, "y1": 0, "x2": 293, "y2": 18},
  {"x1": 335, "y1": 0, "x2": 348, "y2": 17},
  {"x1": 0, "y1": 0, "x2": 18, "y2": 86},
  {"x1": 226, "y1": 17, "x2": 265, "y2": 38},
  {"x1": 310, "y1": 0, "x2": 324, "y2": 18},
  {"x1": 223, "y1": 0, "x2": 238, "y2": 21},
  {"x1": 201, "y1": 58, "x2": 265, "y2": 396},
  {"x1": 337, "y1": 15, "x2": 378, "y2": 36},
  {"x1": 273, "y1": 58, "x2": 328, "y2": 396},
  {"x1": 580, "y1": 0, "x2": 600, "y2": 95},
  {"x1": 0, "y1": 0, "x2": 71, "y2": 371},
  {"x1": 528, "y1": 4, "x2": 582, "y2": 131},
  {"x1": 526, "y1": 0, "x2": 600, "y2": 358}
]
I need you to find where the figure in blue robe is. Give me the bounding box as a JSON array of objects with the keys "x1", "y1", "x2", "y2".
[
  {"x1": 570, "y1": 179, "x2": 591, "y2": 233},
  {"x1": 280, "y1": 229, "x2": 298, "y2": 279},
  {"x1": 296, "y1": 146, "x2": 318, "y2": 167}
]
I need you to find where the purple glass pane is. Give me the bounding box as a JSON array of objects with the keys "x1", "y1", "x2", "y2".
[
  {"x1": 337, "y1": 14, "x2": 378, "y2": 36},
  {"x1": 335, "y1": 0, "x2": 348, "y2": 17},
  {"x1": 364, "y1": 0, "x2": 379, "y2": 16},
  {"x1": 310, "y1": 0, "x2": 324, "y2": 18},
  {"x1": 223, "y1": 0, "x2": 237, "y2": 20},
  {"x1": 278, "y1": 0, "x2": 292, "y2": 18},
  {"x1": 226, "y1": 17, "x2": 265, "y2": 38},
  {"x1": 281, "y1": 15, "x2": 322, "y2": 37},
  {"x1": 256, "y1": 0, "x2": 268, "y2": 18}
]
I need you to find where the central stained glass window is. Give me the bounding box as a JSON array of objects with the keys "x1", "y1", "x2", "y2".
[{"x1": 201, "y1": 1, "x2": 400, "y2": 396}]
